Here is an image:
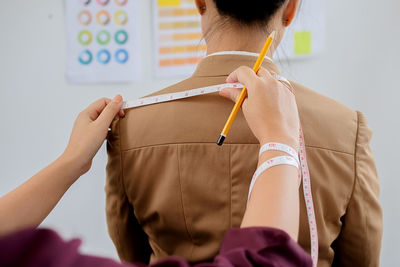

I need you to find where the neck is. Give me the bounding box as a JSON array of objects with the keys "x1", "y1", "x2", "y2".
[{"x1": 205, "y1": 27, "x2": 279, "y2": 58}]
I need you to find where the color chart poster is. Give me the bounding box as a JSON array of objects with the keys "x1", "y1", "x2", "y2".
[
  {"x1": 276, "y1": 0, "x2": 325, "y2": 60},
  {"x1": 65, "y1": 0, "x2": 141, "y2": 83},
  {"x1": 152, "y1": 0, "x2": 206, "y2": 78}
]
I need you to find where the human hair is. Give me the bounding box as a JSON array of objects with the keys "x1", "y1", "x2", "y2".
[{"x1": 212, "y1": 0, "x2": 287, "y2": 27}]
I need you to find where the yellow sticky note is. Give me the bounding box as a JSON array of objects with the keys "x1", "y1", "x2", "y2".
[
  {"x1": 294, "y1": 31, "x2": 312, "y2": 55},
  {"x1": 158, "y1": 0, "x2": 181, "y2": 7}
]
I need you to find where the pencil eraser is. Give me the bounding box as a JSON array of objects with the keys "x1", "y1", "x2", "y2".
[{"x1": 217, "y1": 135, "x2": 226, "y2": 146}]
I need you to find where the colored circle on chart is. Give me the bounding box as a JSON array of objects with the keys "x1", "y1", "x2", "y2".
[
  {"x1": 96, "y1": 30, "x2": 111, "y2": 45},
  {"x1": 114, "y1": 30, "x2": 128, "y2": 45},
  {"x1": 96, "y1": 0, "x2": 110, "y2": 6},
  {"x1": 78, "y1": 10, "x2": 92, "y2": 26},
  {"x1": 79, "y1": 50, "x2": 93, "y2": 65},
  {"x1": 115, "y1": 49, "x2": 129, "y2": 64},
  {"x1": 80, "y1": 0, "x2": 91, "y2": 5},
  {"x1": 96, "y1": 10, "x2": 110, "y2": 25},
  {"x1": 114, "y1": 10, "x2": 128, "y2": 26},
  {"x1": 114, "y1": 0, "x2": 128, "y2": 6},
  {"x1": 78, "y1": 30, "x2": 93, "y2": 45},
  {"x1": 97, "y1": 49, "x2": 111, "y2": 64}
]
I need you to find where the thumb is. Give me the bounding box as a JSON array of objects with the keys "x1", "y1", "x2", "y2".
[
  {"x1": 219, "y1": 87, "x2": 243, "y2": 103},
  {"x1": 226, "y1": 66, "x2": 258, "y2": 87},
  {"x1": 96, "y1": 95, "x2": 123, "y2": 128}
]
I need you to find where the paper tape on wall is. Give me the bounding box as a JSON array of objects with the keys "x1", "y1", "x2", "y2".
[{"x1": 122, "y1": 75, "x2": 319, "y2": 266}]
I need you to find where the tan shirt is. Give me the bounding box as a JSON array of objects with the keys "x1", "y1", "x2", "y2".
[{"x1": 106, "y1": 53, "x2": 382, "y2": 267}]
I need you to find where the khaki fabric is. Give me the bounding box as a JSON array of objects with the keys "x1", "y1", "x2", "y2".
[{"x1": 105, "y1": 54, "x2": 382, "y2": 267}]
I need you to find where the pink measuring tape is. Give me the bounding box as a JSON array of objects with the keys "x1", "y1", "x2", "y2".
[{"x1": 123, "y1": 77, "x2": 319, "y2": 267}]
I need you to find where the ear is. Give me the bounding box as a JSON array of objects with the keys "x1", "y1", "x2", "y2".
[
  {"x1": 282, "y1": 0, "x2": 300, "y2": 26},
  {"x1": 195, "y1": 0, "x2": 207, "y2": 15}
]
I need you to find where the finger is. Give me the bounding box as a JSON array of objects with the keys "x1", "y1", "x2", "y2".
[
  {"x1": 257, "y1": 67, "x2": 275, "y2": 82},
  {"x1": 96, "y1": 95, "x2": 124, "y2": 128},
  {"x1": 256, "y1": 67, "x2": 271, "y2": 78},
  {"x1": 219, "y1": 87, "x2": 243, "y2": 103},
  {"x1": 226, "y1": 66, "x2": 259, "y2": 86},
  {"x1": 268, "y1": 73, "x2": 295, "y2": 94},
  {"x1": 85, "y1": 98, "x2": 112, "y2": 121}
]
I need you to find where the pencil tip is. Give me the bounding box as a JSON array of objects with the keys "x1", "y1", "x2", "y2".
[{"x1": 270, "y1": 30, "x2": 276, "y2": 39}]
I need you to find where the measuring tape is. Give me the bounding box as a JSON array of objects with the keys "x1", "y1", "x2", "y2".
[
  {"x1": 123, "y1": 83, "x2": 243, "y2": 109},
  {"x1": 122, "y1": 76, "x2": 318, "y2": 266}
]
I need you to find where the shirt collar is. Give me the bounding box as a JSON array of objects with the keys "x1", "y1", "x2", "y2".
[
  {"x1": 192, "y1": 51, "x2": 280, "y2": 77},
  {"x1": 206, "y1": 50, "x2": 274, "y2": 62}
]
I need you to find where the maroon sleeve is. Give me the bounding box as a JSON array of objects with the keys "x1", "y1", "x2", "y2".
[
  {"x1": 209, "y1": 227, "x2": 312, "y2": 267},
  {"x1": 0, "y1": 227, "x2": 311, "y2": 267},
  {"x1": 0, "y1": 228, "x2": 136, "y2": 267}
]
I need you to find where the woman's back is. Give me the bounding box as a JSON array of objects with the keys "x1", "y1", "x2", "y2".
[{"x1": 105, "y1": 53, "x2": 382, "y2": 266}]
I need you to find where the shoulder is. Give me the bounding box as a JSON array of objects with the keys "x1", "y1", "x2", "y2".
[
  {"x1": 291, "y1": 81, "x2": 359, "y2": 155},
  {"x1": 145, "y1": 77, "x2": 196, "y2": 97},
  {"x1": 146, "y1": 76, "x2": 228, "y2": 97},
  {"x1": 113, "y1": 75, "x2": 232, "y2": 149}
]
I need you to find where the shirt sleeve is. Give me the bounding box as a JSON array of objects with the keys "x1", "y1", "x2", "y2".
[
  {"x1": 332, "y1": 111, "x2": 383, "y2": 266},
  {"x1": 0, "y1": 227, "x2": 312, "y2": 267},
  {"x1": 105, "y1": 118, "x2": 152, "y2": 264},
  {"x1": 207, "y1": 227, "x2": 312, "y2": 267}
]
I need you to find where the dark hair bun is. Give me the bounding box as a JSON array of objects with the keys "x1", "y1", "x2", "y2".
[{"x1": 213, "y1": 0, "x2": 286, "y2": 25}]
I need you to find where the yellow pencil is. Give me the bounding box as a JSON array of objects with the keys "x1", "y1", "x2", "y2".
[{"x1": 217, "y1": 31, "x2": 276, "y2": 146}]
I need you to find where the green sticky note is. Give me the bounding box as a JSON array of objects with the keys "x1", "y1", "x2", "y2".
[{"x1": 294, "y1": 31, "x2": 312, "y2": 55}]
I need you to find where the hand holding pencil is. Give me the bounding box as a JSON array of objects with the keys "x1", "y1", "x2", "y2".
[
  {"x1": 217, "y1": 31, "x2": 276, "y2": 145},
  {"x1": 219, "y1": 66, "x2": 300, "y2": 151}
]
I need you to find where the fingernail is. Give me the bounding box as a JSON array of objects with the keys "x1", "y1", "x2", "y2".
[{"x1": 112, "y1": 95, "x2": 122, "y2": 103}]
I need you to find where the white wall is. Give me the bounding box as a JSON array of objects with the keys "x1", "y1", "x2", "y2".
[{"x1": 0, "y1": 0, "x2": 398, "y2": 265}]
